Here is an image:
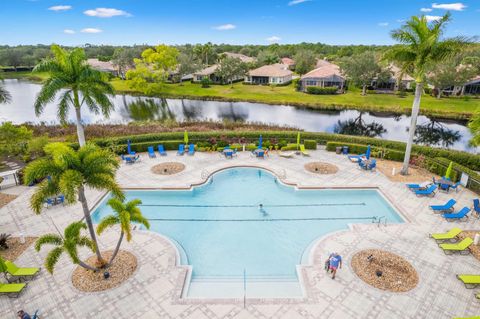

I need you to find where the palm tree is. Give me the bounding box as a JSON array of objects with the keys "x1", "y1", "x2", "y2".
[
  {"x1": 35, "y1": 221, "x2": 97, "y2": 273},
  {"x1": 386, "y1": 13, "x2": 469, "y2": 175},
  {"x1": 33, "y1": 45, "x2": 115, "y2": 147},
  {"x1": 24, "y1": 142, "x2": 123, "y2": 265},
  {"x1": 97, "y1": 198, "x2": 150, "y2": 267}
]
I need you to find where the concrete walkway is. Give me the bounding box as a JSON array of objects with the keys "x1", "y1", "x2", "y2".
[{"x1": 0, "y1": 150, "x2": 479, "y2": 318}]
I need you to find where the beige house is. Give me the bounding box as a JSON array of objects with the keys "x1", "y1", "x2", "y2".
[
  {"x1": 192, "y1": 65, "x2": 221, "y2": 83},
  {"x1": 87, "y1": 59, "x2": 119, "y2": 76},
  {"x1": 299, "y1": 61, "x2": 346, "y2": 92},
  {"x1": 244, "y1": 63, "x2": 293, "y2": 85},
  {"x1": 371, "y1": 64, "x2": 414, "y2": 91},
  {"x1": 281, "y1": 57, "x2": 295, "y2": 70},
  {"x1": 222, "y1": 52, "x2": 256, "y2": 64}
]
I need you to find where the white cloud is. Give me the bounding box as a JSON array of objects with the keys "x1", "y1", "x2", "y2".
[
  {"x1": 378, "y1": 22, "x2": 389, "y2": 27},
  {"x1": 266, "y1": 36, "x2": 281, "y2": 43},
  {"x1": 432, "y1": 3, "x2": 467, "y2": 11},
  {"x1": 84, "y1": 8, "x2": 131, "y2": 18},
  {"x1": 288, "y1": 0, "x2": 311, "y2": 5},
  {"x1": 63, "y1": 29, "x2": 75, "y2": 34},
  {"x1": 425, "y1": 15, "x2": 443, "y2": 22},
  {"x1": 213, "y1": 24, "x2": 236, "y2": 30},
  {"x1": 81, "y1": 28, "x2": 102, "y2": 33},
  {"x1": 48, "y1": 5, "x2": 72, "y2": 11},
  {"x1": 420, "y1": 8, "x2": 433, "y2": 12}
]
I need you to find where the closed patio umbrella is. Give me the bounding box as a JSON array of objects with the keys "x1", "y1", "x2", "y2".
[
  {"x1": 184, "y1": 130, "x2": 189, "y2": 145},
  {"x1": 445, "y1": 161, "x2": 453, "y2": 179},
  {"x1": 127, "y1": 140, "x2": 132, "y2": 154},
  {"x1": 297, "y1": 132, "x2": 301, "y2": 150},
  {"x1": 258, "y1": 135, "x2": 263, "y2": 149},
  {"x1": 365, "y1": 145, "x2": 371, "y2": 160}
]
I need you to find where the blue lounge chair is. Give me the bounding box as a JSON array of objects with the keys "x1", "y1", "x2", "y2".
[
  {"x1": 177, "y1": 144, "x2": 185, "y2": 156},
  {"x1": 56, "y1": 195, "x2": 65, "y2": 205},
  {"x1": 348, "y1": 154, "x2": 365, "y2": 162},
  {"x1": 406, "y1": 183, "x2": 422, "y2": 189},
  {"x1": 443, "y1": 207, "x2": 470, "y2": 221},
  {"x1": 188, "y1": 144, "x2": 195, "y2": 156},
  {"x1": 415, "y1": 184, "x2": 437, "y2": 197},
  {"x1": 147, "y1": 146, "x2": 156, "y2": 158},
  {"x1": 473, "y1": 199, "x2": 480, "y2": 217},
  {"x1": 158, "y1": 145, "x2": 167, "y2": 156},
  {"x1": 125, "y1": 157, "x2": 134, "y2": 164},
  {"x1": 430, "y1": 199, "x2": 456, "y2": 213},
  {"x1": 368, "y1": 159, "x2": 376, "y2": 171}
]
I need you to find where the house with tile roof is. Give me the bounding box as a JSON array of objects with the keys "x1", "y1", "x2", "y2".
[
  {"x1": 244, "y1": 63, "x2": 293, "y2": 85},
  {"x1": 299, "y1": 61, "x2": 346, "y2": 92}
]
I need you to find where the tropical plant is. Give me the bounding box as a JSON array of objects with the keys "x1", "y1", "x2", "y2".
[
  {"x1": 0, "y1": 122, "x2": 32, "y2": 156},
  {"x1": 385, "y1": 13, "x2": 470, "y2": 175},
  {"x1": 112, "y1": 47, "x2": 137, "y2": 80},
  {"x1": 33, "y1": 44, "x2": 115, "y2": 147},
  {"x1": 24, "y1": 142, "x2": 123, "y2": 265},
  {"x1": 216, "y1": 56, "x2": 248, "y2": 86},
  {"x1": 193, "y1": 42, "x2": 215, "y2": 65},
  {"x1": 35, "y1": 221, "x2": 97, "y2": 274},
  {"x1": 97, "y1": 198, "x2": 150, "y2": 266},
  {"x1": 0, "y1": 233, "x2": 11, "y2": 250},
  {"x1": 428, "y1": 55, "x2": 477, "y2": 98},
  {"x1": 293, "y1": 49, "x2": 317, "y2": 75},
  {"x1": 175, "y1": 52, "x2": 201, "y2": 84}
]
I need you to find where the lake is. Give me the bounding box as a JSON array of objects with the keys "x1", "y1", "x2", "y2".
[{"x1": 1, "y1": 79, "x2": 477, "y2": 153}]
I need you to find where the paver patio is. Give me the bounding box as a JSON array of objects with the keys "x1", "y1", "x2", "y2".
[{"x1": 0, "y1": 149, "x2": 479, "y2": 318}]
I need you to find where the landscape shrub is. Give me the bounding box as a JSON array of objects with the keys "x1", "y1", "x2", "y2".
[
  {"x1": 306, "y1": 87, "x2": 337, "y2": 95},
  {"x1": 200, "y1": 78, "x2": 211, "y2": 88},
  {"x1": 303, "y1": 140, "x2": 317, "y2": 150}
]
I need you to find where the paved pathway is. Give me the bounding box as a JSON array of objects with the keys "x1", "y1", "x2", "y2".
[{"x1": 0, "y1": 150, "x2": 479, "y2": 318}]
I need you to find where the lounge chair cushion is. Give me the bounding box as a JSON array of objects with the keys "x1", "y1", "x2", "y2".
[
  {"x1": 431, "y1": 227, "x2": 462, "y2": 240},
  {"x1": 457, "y1": 274, "x2": 480, "y2": 285},
  {"x1": 439, "y1": 237, "x2": 473, "y2": 251},
  {"x1": 0, "y1": 283, "x2": 26, "y2": 293},
  {"x1": 5, "y1": 261, "x2": 39, "y2": 276}
]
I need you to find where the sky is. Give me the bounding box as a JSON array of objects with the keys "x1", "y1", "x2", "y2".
[{"x1": 1, "y1": 0, "x2": 479, "y2": 46}]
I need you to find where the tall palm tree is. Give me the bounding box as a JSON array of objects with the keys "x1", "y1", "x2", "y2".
[
  {"x1": 24, "y1": 142, "x2": 123, "y2": 265},
  {"x1": 33, "y1": 45, "x2": 115, "y2": 147},
  {"x1": 97, "y1": 198, "x2": 150, "y2": 267},
  {"x1": 35, "y1": 221, "x2": 97, "y2": 273},
  {"x1": 386, "y1": 13, "x2": 469, "y2": 175}
]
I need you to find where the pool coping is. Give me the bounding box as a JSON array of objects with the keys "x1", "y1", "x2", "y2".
[{"x1": 90, "y1": 165, "x2": 412, "y2": 303}]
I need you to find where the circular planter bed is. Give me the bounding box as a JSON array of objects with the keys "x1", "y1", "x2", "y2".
[
  {"x1": 151, "y1": 162, "x2": 185, "y2": 175},
  {"x1": 304, "y1": 162, "x2": 338, "y2": 174},
  {"x1": 72, "y1": 250, "x2": 137, "y2": 292},
  {"x1": 351, "y1": 249, "x2": 418, "y2": 292}
]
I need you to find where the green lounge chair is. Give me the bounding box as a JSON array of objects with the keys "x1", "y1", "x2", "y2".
[
  {"x1": 1, "y1": 259, "x2": 40, "y2": 282},
  {"x1": 299, "y1": 145, "x2": 309, "y2": 156},
  {"x1": 0, "y1": 282, "x2": 27, "y2": 298},
  {"x1": 430, "y1": 227, "x2": 462, "y2": 243},
  {"x1": 457, "y1": 274, "x2": 480, "y2": 288},
  {"x1": 439, "y1": 237, "x2": 473, "y2": 255}
]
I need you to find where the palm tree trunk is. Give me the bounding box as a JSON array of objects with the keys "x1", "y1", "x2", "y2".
[
  {"x1": 78, "y1": 186, "x2": 105, "y2": 264},
  {"x1": 362, "y1": 85, "x2": 367, "y2": 96},
  {"x1": 107, "y1": 231, "x2": 124, "y2": 267},
  {"x1": 73, "y1": 90, "x2": 86, "y2": 147},
  {"x1": 78, "y1": 260, "x2": 98, "y2": 272},
  {"x1": 401, "y1": 82, "x2": 424, "y2": 175}
]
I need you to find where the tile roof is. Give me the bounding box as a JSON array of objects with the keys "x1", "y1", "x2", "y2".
[
  {"x1": 248, "y1": 63, "x2": 293, "y2": 77},
  {"x1": 301, "y1": 61, "x2": 344, "y2": 80}
]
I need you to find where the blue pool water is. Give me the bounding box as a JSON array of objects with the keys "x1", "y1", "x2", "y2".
[{"x1": 92, "y1": 167, "x2": 403, "y2": 281}]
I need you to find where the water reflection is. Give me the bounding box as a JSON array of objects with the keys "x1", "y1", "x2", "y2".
[
  {"x1": 413, "y1": 120, "x2": 461, "y2": 148},
  {"x1": 1, "y1": 79, "x2": 477, "y2": 153},
  {"x1": 333, "y1": 112, "x2": 386, "y2": 138},
  {"x1": 123, "y1": 97, "x2": 176, "y2": 121}
]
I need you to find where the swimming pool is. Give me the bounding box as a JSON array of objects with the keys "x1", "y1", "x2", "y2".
[{"x1": 92, "y1": 167, "x2": 404, "y2": 297}]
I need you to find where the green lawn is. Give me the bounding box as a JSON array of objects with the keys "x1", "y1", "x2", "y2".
[
  {"x1": 111, "y1": 80, "x2": 479, "y2": 120},
  {"x1": 1, "y1": 71, "x2": 49, "y2": 81}
]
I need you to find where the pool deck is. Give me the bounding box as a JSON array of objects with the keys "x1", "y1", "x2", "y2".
[{"x1": 1, "y1": 149, "x2": 479, "y2": 318}]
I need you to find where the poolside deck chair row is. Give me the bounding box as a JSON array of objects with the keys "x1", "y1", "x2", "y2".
[
  {"x1": 0, "y1": 258, "x2": 40, "y2": 298},
  {"x1": 145, "y1": 144, "x2": 195, "y2": 158},
  {"x1": 429, "y1": 227, "x2": 473, "y2": 254}
]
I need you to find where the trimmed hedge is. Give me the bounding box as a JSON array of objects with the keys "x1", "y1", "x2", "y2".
[
  {"x1": 306, "y1": 87, "x2": 338, "y2": 95},
  {"x1": 84, "y1": 130, "x2": 480, "y2": 171},
  {"x1": 325, "y1": 142, "x2": 405, "y2": 162},
  {"x1": 304, "y1": 140, "x2": 317, "y2": 150}
]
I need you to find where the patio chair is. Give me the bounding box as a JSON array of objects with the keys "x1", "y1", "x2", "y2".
[
  {"x1": 256, "y1": 150, "x2": 265, "y2": 158},
  {"x1": 1, "y1": 259, "x2": 40, "y2": 282},
  {"x1": 358, "y1": 160, "x2": 367, "y2": 170},
  {"x1": 44, "y1": 198, "x2": 54, "y2": 208},
  {"x1": 224, "y1": 150, "x2": 234, "y2": 159},
  {"x1": 158, "y1": 145, "x2": 167, "y2": 156},
  {"x1": 0, "y1": 282, "x2": 27, "y2": 298},
  {"x1": 177, "y1": 144, "x2": 185, "y2": 156},
  {"x1": 56, "y1": 194, "x2": 65, "y2": 205},
  {"x1": 299, "y1": 145, "x2": 310, "y2": 156},
  {"x1": 429, "y1": 227, "x2": 462, "y2": 243},
  {"x1": 188, "y1": 144, "x2": 195, "y2": 156},
  {"x1": 430, "y1": 199, "x2": 456, "y2": 213},
  {"x1": 415, "y1": 184, "x2": 437, "y2": 197},
  {"x1": 407, "y1": 181, "x2": 431, "y2": 190},
  {"x1": 147, "y1": 146, "x2": 156, "y2": 158},
  {"x1": 456, "y1": 274, "x2": 480, "y2": 288},
  {"x1": 347, "y1": 153, "x2": 366, "y2": 162},
  {"x1": 367, "y1": 159, "x2": 376, "y2": 171},
  {"x1": 474, "y1": 199, "x2": 480, "y2": 217},
  {"x1": 450, "y1": 182, "x2": 461, "y2": 193},
  {"x1": 439, "y1": 237, "x2": 473, "y2": 255},
  {"x1": 443, "y1": 207, "x2": 470, "y2": 222},
  {"x1": 125, "y1": 157, "x2": 134, "y2": 164}
]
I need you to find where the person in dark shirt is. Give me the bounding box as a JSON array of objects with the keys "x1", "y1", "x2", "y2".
[{"x1": 17, "y1": 310, "x2": 31, "y2": 319}]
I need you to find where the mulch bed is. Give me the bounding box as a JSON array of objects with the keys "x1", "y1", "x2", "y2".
[
  {"x1": 458, "y1": 231, "x2": 480, "y2": 261},
  {"x1": 0, "y1": 237, "x2": 38, "y2": 261},
  {"x1": 0, "y1": 192, "x2": 18, "y2": 209},
  {"x1": 351, "y1": 249, "x2": 418, "y2": 292},
  {"x1": 375, "y1": 159, "x2": 437, "y2": 182},
  {"x1": 72, "y1": 250, "x2": 137, "y2": 292},
  {"x1": 304, "y1": 162, "x2": 338, "y2": 174},
  {"x1": 151, "y1": 162, "x2": 185, "y2": 175}
]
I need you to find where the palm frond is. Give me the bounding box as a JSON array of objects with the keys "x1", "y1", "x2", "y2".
[
  {"x1": 35, "y1": 234, "x2": 63, "y2": 251},
  {"x1": 30, "y1": 180, "x2": 60, "y2": 214},
  {"x1": 58, "y1": 169, "x2": 83, "y2": 203},
  {"x1": 77, "y1": 236, "x2": 95, "y2": 252},
  {"x1": 45, "y1": 247, "x2": 64, "y2": 274},
  {"x1": 64, "y1": 221, "x2": 86, "y2": 239},
  {"x1": 96, "y1": 215, "x2": 119, "y2": 235},
  {"x1": 34, "y1": 77, "x2": 70, "y2": 116}
]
